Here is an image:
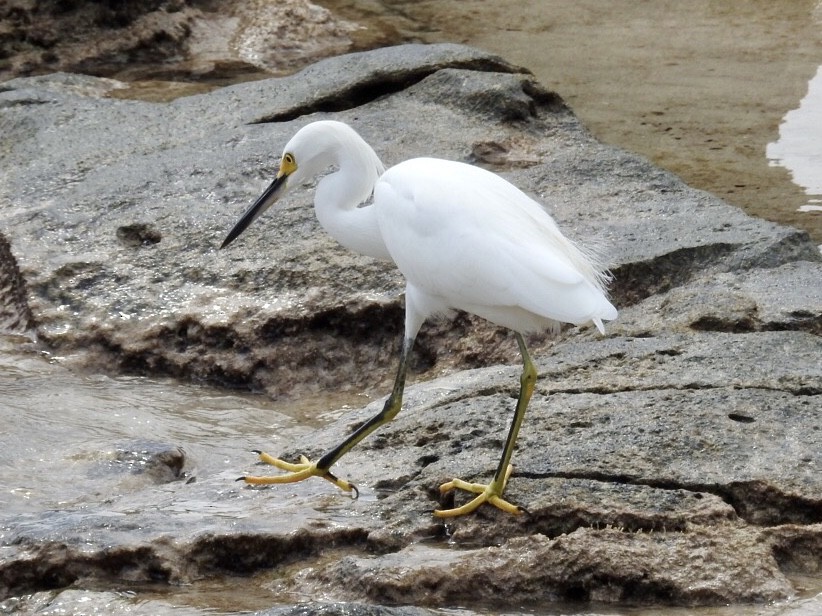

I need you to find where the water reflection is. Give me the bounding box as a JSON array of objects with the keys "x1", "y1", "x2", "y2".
[{"x1": 767, "y1": 64, "x2": 822, "y2": 216}]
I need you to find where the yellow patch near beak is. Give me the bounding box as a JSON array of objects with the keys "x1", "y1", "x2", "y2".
[{"x1": 278, "y1": 153, "x2": 297, "y2": 177}]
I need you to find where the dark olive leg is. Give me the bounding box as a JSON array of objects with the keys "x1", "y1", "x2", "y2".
[
  {"x1": 241, "y1": 336, "x2": 416, "y2": 493},
  {"x1": 317, "y1": 335, "x2": 415, "y2": 470},
  {"x1": 493, "y1": 332, "x2": 536, "y2": 483},
  {"x1": 435, "y1": 332, "x2": 535, "y2": 517}
]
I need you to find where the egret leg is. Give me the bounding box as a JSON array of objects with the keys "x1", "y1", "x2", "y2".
[
  {"x1": 240, "y1": 336, "x2": 415, "y2": 495},
  {"x1": 435, "y1": 332, "x2": 535, "y2": 517}
]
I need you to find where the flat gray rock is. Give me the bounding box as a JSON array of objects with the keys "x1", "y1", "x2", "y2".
[{"x1": 1, "y1": 43, "x2": 821, "y2": 614}]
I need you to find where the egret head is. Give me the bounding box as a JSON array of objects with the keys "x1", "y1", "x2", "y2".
[
  {"x1": 220, "y1": 123, "x2": 345, "y2": 249},
  {"x1": 220, "y1": 121, "x2": 382, "y2": 249}
]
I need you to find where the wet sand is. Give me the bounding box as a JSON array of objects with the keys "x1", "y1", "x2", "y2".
[{"x1": 321, "y1": 0, "x2": 822, "y2": 244}]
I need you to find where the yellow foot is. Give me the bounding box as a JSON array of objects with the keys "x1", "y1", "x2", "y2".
[
  {"x1": 434, "y1": 464, "x2": 524, "y2": 518},
  {"x1": 238, "y1": 451, "x2": 358, "y2": 497}
]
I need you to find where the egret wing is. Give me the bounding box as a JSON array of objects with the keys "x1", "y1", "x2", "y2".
[{"x1": 375, "y1": 158, "x2": 614, "y2": 329}]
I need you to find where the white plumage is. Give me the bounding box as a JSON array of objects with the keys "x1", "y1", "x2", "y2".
[{"x1": 222, "y1": 120, "x2": 617, "y2": 517}]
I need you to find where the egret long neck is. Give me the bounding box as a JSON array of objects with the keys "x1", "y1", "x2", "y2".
[{"x1": 314, "y1": 165, "x2": 392, "y2": 262}]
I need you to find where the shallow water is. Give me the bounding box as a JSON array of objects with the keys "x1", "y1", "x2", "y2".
[
  {"x1": 0, "y1": 334, "x2": 365, "y2": 520},
  {"x1": 767, "y1": 65, "x2": 822, "y2": 214}
]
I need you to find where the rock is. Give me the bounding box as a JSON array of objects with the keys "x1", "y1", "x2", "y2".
[
  {"x1": 310, "y1": 528, "x2": 794, "y2": 606},
  {"x1": 0, "y1": 44, "x2": 536, "y2": 397},
  {"x1": 1, "y1": 43, "x2": 816, "y2": 396},
  {"x1": 0, "y1": 0, "x2": 361, "y2": 83},
  {"x1": 258, "y1": 605, "x2": 441, "y2": 616},
  {"x1": 0, "y1": 233, "x2": 33, "y2": 334},
  {"x1": 1, "y1": 43, "x2": 821, "y2": 613},
  {"x1": 613, "y1": 261, "x2": 822, "y2": 336}
]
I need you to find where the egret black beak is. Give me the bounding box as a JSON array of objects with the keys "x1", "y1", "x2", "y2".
[{"x1": 221, "y1": 173, "x2": 288, "y2": 249}]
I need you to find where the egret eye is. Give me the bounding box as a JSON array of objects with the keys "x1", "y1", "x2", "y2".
[{"x1": 278, "y1": 152, "x2": 297, "y2": 176}]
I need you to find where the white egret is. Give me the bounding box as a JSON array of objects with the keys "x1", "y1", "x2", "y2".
[{"x1": 221, "y1": 120, "x2": 617, "y2": 517}]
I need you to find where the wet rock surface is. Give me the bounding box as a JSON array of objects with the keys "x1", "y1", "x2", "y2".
[{"x1": 1, "y1": 43, "x2": 821, "y2": 614}]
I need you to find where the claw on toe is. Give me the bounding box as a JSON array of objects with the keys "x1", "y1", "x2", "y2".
[
  {"x1": 240, "y1": 451, "x2": 358, "y2": 497},
  {"x1": 434, "y1": 464, "x2": 524, "y2": 518}
]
